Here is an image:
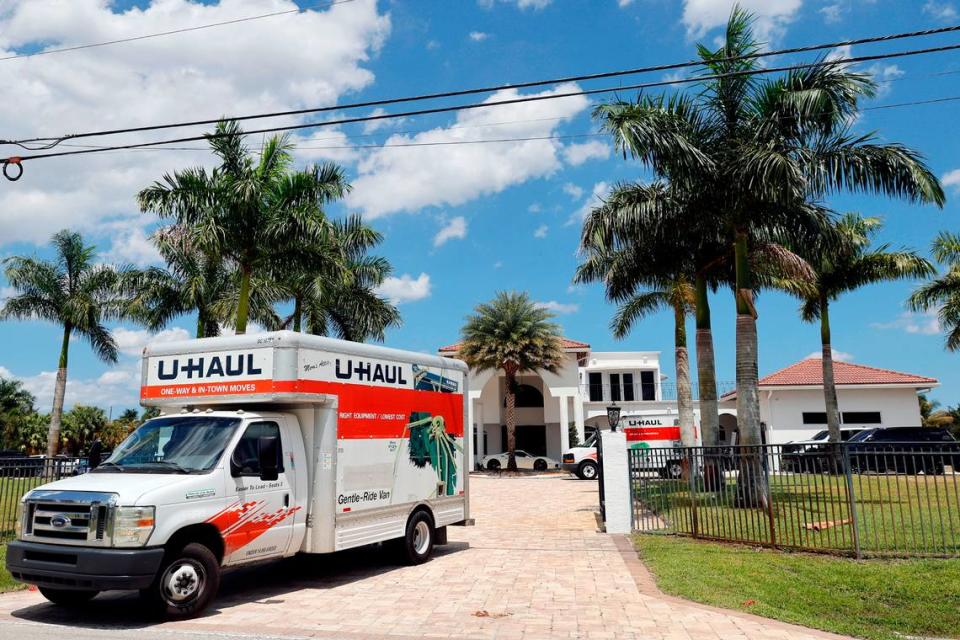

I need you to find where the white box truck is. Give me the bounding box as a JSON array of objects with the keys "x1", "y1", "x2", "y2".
[{"x1": 7, "y1": 331, "x2": 470, "y2": 618}]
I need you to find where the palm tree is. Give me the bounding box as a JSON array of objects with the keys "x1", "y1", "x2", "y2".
[
  {"x1": 0, "y1": 377, "x2": 35, "y2": 450},
  {"x1": 277, "y1": 216, "x2": 401, "y2": 342},
  {"x1": 786, "y1": 214, "x2": 933, "y2": 443},
  {"x1": 61, "y1": 405, "x2": 107, "y2": 455},
  {"x1": 909, "y1": 231, "x2": 960, "y2": 351},
  {"x1": 458, "y1": 292, "x2": 565, "y2": 471},
  {"x1": 575, "y1": 182, "x2": 698, "y2": 445},
  {"x1": 138, "y1": 120, "x2": 351, "y2": 334},
  {"x1": 593, "y1": 8, "x2": 944, "y2": 452},
  {"x1": 1, "y1": 231, "x2": 133, "y2": 456}
]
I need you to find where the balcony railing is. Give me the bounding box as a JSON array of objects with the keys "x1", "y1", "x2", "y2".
[{"x1": 581, "y1": 381, "x2": 736, "y2": 403}]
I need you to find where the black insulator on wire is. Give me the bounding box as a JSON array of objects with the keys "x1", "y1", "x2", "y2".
[{"x1": 3, "y1": 158, "x2": 23, "y2": 181}]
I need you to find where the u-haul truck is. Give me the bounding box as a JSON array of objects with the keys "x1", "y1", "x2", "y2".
[
  {"x1": 561, "y1": 416, "x2": 695, "y2": 480},
  {"x1": 7, "y1": 332, "x2": 469, "y2": 618}
]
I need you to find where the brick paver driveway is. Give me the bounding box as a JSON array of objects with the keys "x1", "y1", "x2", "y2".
[{"x1": 0, "y1": 475, "x2": 847, "y2": 639}]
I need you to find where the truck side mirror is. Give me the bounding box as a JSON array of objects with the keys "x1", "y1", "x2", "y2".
[{"x1": 258, "y1": 436, "x2": 279, "y2": 482}]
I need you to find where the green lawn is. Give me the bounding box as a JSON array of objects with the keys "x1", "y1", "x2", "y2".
[
  {"x1": 0, "y1": 546, "x2": 25, "y2": 593},
  {"x1": 635, "y1": 534, "x2": 960, "y2": 640},
  {"x1": 635, "y1": 471, "x2": 960, "y2": 555}
]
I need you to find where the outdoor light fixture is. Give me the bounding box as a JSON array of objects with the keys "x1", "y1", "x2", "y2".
[{"x1": 606, "y1": 402, "x2": 621, "y2": 432}]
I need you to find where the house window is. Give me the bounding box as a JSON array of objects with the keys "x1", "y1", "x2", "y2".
[
  {"x1": 802, "y1": 412, "x2": 828, "y2": 425},
  {"x1": 588, "y1": 372, "x2": 603, "y2": 402},
  {"x1": 609, "y1": 373, "x2": 621, "y2": 402},
  {"x1": 842, "y1": 411, "x2": 881, "y2": 424},
  {"x1": 622, "y1": 373, "x2": 635, "y2": 402},
  {"x1": 640, "y1": 371, "x2": 655, "y2": 401}
]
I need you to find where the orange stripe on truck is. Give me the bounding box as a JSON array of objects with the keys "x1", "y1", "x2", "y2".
[{"x1": 140, "y1": 378, "x2": 464, "y2": 439}]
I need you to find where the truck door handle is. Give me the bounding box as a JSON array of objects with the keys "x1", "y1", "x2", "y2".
[{"x1": 284, "y1": 493, "x2": 289, "y2": 508}]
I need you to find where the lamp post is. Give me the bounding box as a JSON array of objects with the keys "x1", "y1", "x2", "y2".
[{"x1": 597, "y1": 401, "x2": 621, "y2": 524}]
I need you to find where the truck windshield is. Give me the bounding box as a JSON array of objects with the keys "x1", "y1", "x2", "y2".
[{"x1": 94, "y1": 416, "x2": 241, "y2": 474}]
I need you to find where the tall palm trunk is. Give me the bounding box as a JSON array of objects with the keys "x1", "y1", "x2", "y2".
[
  {"x1": 734, "y1": 231, "x2": 768, "y2": 508},
  {"x1": 695, "y1": 274, "x2": 719, "y2": 446},
  {"x1": 504, "y1": 366, "x2": 518, "y2": 471},
  {"x1": 820, "y1": 298, "x2": 842, "y2": 474},
  {"x1": 674, "y1": 303, "x2": 696, "y2": 447},
  {"x1": 196, "y1": 308, "x2": 207, "y2": 338},
  {"x1": 47, "y1": 324, "x2": 71, "y2": 457},
  {"x1": 292, "y1": 294, "x2": 303, "y2": 332},
  {"x1": 235, "y1": 264, "x2": 252, "y2": 334}
]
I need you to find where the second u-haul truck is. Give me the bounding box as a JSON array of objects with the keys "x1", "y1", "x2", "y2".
[
  {"x1": 6, "y1": 332, "x2": 469, "y2": 618},
  {"x1": 561, "y1": 417, "x2": 695, "y2": 480}
]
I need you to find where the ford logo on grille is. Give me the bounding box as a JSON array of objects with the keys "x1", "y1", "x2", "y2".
[{"x1": 50, "y1": 515, "x2": 71, "y2": 528}]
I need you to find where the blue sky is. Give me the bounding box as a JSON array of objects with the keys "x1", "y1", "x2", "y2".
[{"x1": 0, "y1": 0, "x2": 958, "y2": 412}]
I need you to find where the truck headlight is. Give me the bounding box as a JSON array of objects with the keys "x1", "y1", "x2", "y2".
[
  {"x1": 14, "y1": 502, "x2": 27, "y2": 539},
  {"x1": 112, "y1": 506, "x2": 155, "y2": 547}
]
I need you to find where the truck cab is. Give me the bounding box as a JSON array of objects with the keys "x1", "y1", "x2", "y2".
[{"x1": 8, "y1": 332, "x2": 470, "y2": 618}]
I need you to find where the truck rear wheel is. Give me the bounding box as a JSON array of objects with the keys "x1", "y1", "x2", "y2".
[
  {"x1": 578, "y1": 460, "x2": 598, "y2": 480},
  {"x1": 39, "y1": 587, "x2": 99, "y2": 606},
  {"x1": 401, "y1": 510, "x2": 434, "y2": 565},
  {"x1": 144, "y1": 542, "x2": 220, "y2": 619}
]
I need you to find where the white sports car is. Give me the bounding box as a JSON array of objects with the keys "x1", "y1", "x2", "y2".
[{"x1": 478, "y1": 450, "x2": 560, "y2": 471}]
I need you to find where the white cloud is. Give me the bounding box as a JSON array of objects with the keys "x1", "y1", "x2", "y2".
[
  {"x1": 348, "y1": 83, "x2": 590, "y2": 217},
  {"x1": 819, "y1": 2, "x2": 844, "y2": 23},
  {"x1": 493, "y1": 261, "x2": 503, "y2": 269},
  {"x1": 870, "y1": 310, "x2": 941, "y2": 336},
  {"x1": 942, "y1": 169, "x2": 960, "y2": 192},
  {"x1": 433, "y1": 216, "x2": 468, "y2": 247},
  {"x1": 804, "y1": 349, "x2": 854, "y2": 362},
  {"x1": 101, "y1": 223, "x2": 162, "y2": 267},
  {"x1": 562, "y1": 140, "x2": 610, "y2": 166},
  {"x1": 681, "y1": 0, "x2": 803, "y2": 42},
  {"x1": 0, "y1": 0, "x2": 390, "y2": 248},
  {"x1": 469, "y1": 31, "x2": 490, "y2": 42},
  {"x1": 924, "y1": 1, "x2": 958, "y2": 20},
  {"x1": 535, "y1": 300, "x2": 579, "y2": 314},
  {"x1": 527, "y1": 202, "x2": 542, "y2": 213},
  {"x1": 0, "y1": 286, "x2": 16, "y2": 302},
  {"x1": 865, "y1": 63, "x2": 904, "y2": 98},
  {"x1": 292, "y1": 129, "x2": 360, "y2": 164},
  {"x1": 567, "y1": 181, "x2": 611, "y2": 225},
  {"x1": 478, "y1": 0, "x2": 552, "y2": 9},
  {"x1": 9, "y1": 363, "x2": 143, "y2": 411},
  {"x1": 618, "y1": 0, "x2": 636, "y2": 6},
  {"x1": 562, "y1": 182, "x2": 584, "y2": 200},
  {"x1": 112, "y1": 326, "x2": 191, "y2": 357},
  {"x1": 375, "y1": 273, "x2": 432, "y2": 304},
  {"x1": 534, "y1": 224, "x2": 549, "y2": 238}
]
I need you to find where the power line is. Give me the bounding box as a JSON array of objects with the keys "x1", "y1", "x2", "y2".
[
  {"x1": 4, "y1": 41, "x2": 960, "y2": 169},
  {"x1": 40, "y1": 95, "x2": 960, "y2": 156},
  {"x1": 0, "y1": 0, "x2": 357, "y2": 62},
  {"x1": 4, "y1": 23, "x2": 960, "y2": 149}
]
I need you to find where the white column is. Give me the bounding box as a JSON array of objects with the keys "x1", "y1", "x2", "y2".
[
  {"x1": 467, "y1": 398, "x2": 475, "y2": 472},
  {"x1": 559, "y1": 395, "x2": 570, "y2": 453},
  {"x1": 474, "y1": 400, "x2": 485, "y2": 469},
  {"x1": 600, "y1": 430, "x2": 631, "y2": 533},
  {"x1": 573, "y1": 394, "x2": 585, "y2": 443}
]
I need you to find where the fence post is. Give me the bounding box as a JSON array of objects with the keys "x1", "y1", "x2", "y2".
[
  {"x1": 687, "y1": 448, "x2": 699, "y2": 538},
  {"x1": 843, "y1": 444, "x2": 863, "y2": 559},
  {"x1": 600, "y1": 430, "x2": 631, "y2": 533}
]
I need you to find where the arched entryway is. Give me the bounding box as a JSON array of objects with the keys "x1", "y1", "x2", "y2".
[{"x1": 501, "y1": 383, "x2": 547, "y2": 456}]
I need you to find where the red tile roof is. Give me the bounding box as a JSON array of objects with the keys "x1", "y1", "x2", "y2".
[
  {"x1": 438, "y1": 338, "x2": 590, "y2": 353},
  {"x1": 721, "y1": 359, "x2": 937, "y2": 399}
]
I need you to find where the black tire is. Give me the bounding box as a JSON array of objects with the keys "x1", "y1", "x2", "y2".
[
  {"x1": 38, "y1": 587, "x2": 99, "y2": 606},
  {"x1": 401, "y1": 510, "x2": 434, "y2": 565},
  {"x1": 486, "y1": 458, "x2": 501, "y2": 470},
  {"x1": 660, "y1": 461, "x2": 683, "y2": 479},
  {"x1": 577, "y1": 460, "x2": 598, "y2": 480},
  {"x1": 143, "y1": 542, "x2": 220, "y2": 619},
  {"x1": 533, "y1": 458, "x2": 548, "y2": 472}
]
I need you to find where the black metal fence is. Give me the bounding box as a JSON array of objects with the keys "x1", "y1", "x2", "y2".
[
  {"x1": 630, "y1": 444, "x2": 960, "y2": 558},
  {"x1": 0, "y1": 456, "x2": 86, "y2": 542}
]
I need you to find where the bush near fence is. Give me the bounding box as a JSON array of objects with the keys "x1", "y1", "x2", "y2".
[{"x1": 630, "y1": 444, "x2": 960, "y2": 558}]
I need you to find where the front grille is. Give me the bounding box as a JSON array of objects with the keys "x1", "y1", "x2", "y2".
[{"x1": 21, "y1": 490, "x2": 117, "y2": 547}]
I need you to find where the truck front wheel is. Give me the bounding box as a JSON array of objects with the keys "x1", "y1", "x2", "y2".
[
  {"x1": 144, "y1": 542, "x2": 220, "y2": 619},
  {"x1": 577, "y1": 460, "x2": 598, "y2": 480},
  {"x1": 39, "y1": 587, "x2": 98, "y2": 606}
]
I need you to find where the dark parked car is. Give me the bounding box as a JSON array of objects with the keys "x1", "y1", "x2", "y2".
[
  {"x1": 846, "y1": 427, "x2": 960, "y2": 475},
  {"x1": 781, "y1": 428, "x2": 865, "y2": 473}
]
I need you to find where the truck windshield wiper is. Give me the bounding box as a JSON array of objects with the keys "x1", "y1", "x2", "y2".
[
  {"x1": 91, "y1": 461, "x2": 124, "y2": 473},
  {"x1": 139, "y1": 461, "x2": 192, "y2": 474}
]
